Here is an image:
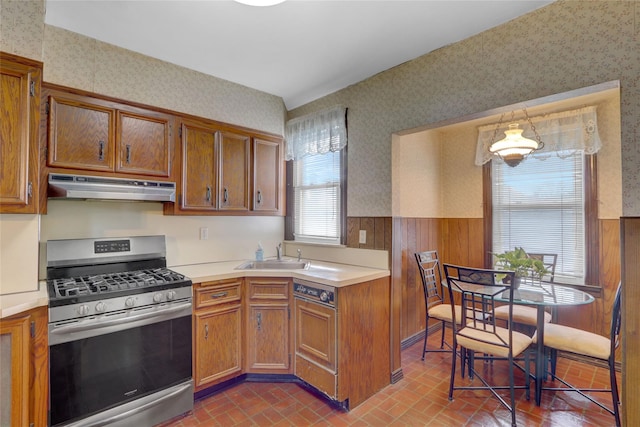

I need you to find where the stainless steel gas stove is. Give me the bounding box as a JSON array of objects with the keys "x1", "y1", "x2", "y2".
[{"x1": 46, "y1": 235, "x2": 193, "y2": 427}]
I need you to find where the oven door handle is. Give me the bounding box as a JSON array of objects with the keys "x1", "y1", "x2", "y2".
[{"x1": 50, "y1": 302, "x2": 192, "y2": 337}]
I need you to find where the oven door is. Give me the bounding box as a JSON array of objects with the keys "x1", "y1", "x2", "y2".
[{"x1": 48, "y1": 302, "x2": 192, "y2": 427}]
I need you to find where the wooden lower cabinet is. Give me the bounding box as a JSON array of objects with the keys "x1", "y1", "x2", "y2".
[
  {"x1": 246, "y1": 278, "x2": 292, "y2": 373},
  {"x1": 193, "y1": 279, "x2": 243, "y2": 391},
  {"x1": 294, "y1": 277, "x2": 391, "y2": 409},
  {"x1": 0, "y1": 306, "x2": 48, "y2": 427}
]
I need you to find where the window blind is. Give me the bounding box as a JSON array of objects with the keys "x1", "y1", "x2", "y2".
[
  {"x1": 293, "y1": 150, "x2": 341, "y2": 244},
  {"x1": 492, "y1": 150, "x2": 585, "y2": 284}
]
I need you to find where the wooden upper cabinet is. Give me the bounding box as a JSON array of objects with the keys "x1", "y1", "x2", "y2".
[
  {"x1": 48, "y1": 96, "x2": 115, "y2": 172},
  {"x1": 116, "y1": 110, "x2": 171, "y2": 176},
  {"x1": 217, "y1": 131, "x2": 250, "y2": 211},
  {"x1": 0, "y1": 53, "x2": 42, "y2": 213},
  {"x1": 46, "y1": 89, "x2": 171, "y2": 177},
  {"x1": 181, "y1": 122, "x2": 217, "y2": 210},
  {"x1": 253, "y1": 138, "x2": 282, "y2": 213}
]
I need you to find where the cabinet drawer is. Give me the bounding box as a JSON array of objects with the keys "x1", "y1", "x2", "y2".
[
  {"x1": 295, "y1": 355, "x2": 337, "y2": 399},
  {"x1": 195, "y1": 281, "x2": 242, "y2": 309},
  {"x1": 247, "y1": 278, "x2": 290, "y2": 301}
]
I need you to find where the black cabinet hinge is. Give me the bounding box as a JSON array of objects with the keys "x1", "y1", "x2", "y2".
[
  {"x1": 288, "y1": 307, "x2": 290, "y2": 319},
  {"x1": 178, "y1": 126, "x2": 182, "y2": 138},
  {"x1": 30, "y1": 321, "x2": 35, "y2": 338},
  {"x1": 45, "y1": 101, "x2": 50, "y2": 115},
  {"x1": 29, "y1": 80, "x2": 35, "y2": 97}
]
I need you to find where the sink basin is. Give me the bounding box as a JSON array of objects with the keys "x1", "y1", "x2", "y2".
[{"x1": 235, "y1": 260, "x2": 310, "y2": 270}]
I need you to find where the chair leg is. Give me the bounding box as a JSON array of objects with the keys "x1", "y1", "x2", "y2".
[
  {"x1": 440, "y1": 320, "x2": 446, "y2": 349},
  {"x1": 422, "y1": 315, "x2": 429, "y2": 361},
  {"x1": 448, "y1": 344, "x2": 457, "y2": 401},
  {"x1": 508, "y1": 354, "x2": 517, "y2": 427},
  {"x1": 609, "y1": 359, "x2": 621, "y2": 427}
]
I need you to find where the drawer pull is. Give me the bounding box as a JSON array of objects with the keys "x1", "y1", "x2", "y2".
[
  {"x1": 98, "y1": 140, "x2": 105, "y2": 161},
  {"x1": 210, "y1": 292, "x2": 228, "y2": 299}
]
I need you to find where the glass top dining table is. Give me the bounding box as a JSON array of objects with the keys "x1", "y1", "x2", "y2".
[{"x1": 444, "y1": 279, "x2": 595, "y2": 406}]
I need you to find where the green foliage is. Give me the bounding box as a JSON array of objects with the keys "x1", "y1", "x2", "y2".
[{"x1": 493, "y1": 247, "x2": 550, "y2": 279}]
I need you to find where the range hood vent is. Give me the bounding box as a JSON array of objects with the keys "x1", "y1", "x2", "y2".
[{"x1": 48, "y1": 173, "x2": 176, "y2": 202}]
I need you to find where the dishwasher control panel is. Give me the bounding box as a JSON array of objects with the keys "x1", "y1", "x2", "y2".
[{"x1": 293, "y1": 280, "x2": 335, "y2": 307}]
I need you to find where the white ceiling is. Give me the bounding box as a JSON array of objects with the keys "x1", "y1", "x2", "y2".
[{"x1": 44, "y1": 0, "x2": 554, "y2": 110}]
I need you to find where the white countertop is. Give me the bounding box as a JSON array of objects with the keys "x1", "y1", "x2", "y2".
[
  {"x1": 0, "y1": 259, "x2": 389, "y2": 318},
  {"x1": 172, "y1": 258, "x2": 390, "y2": 288},
  {"x1": 0, "y1": 284, "x2": 49, "y2": 319}
]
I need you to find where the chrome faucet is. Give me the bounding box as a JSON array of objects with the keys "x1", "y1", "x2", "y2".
[
  {"x1": 297, "y1": 249, "x2": 302, "y2": 262},
  {"x1": 276, "y1": 243, "x2": 282, "y2": 260}
]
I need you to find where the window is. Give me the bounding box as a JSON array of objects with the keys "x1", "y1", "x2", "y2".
[
  {"x1": 285, "y1": 106, "x2": 347, "y2": 245},
  {"x1": 478, "y1": 106, "x2": 602, "y2": 287},
  {"x1": 491, "y1": 151, "x2": 590, "y2": 285},
  {"x1": 292, "y1": 150, "x2": 345, "y2": 244}
]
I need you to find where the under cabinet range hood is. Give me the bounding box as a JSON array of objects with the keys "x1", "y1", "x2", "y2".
[{"x1": 48, "y1": 173, "x2": 176, "y2": 202}]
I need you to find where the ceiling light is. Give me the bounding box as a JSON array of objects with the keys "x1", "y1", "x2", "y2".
[
  {"x1": 234, "y1": 0, "x2": 286, "y2": 6},
  {"x1": 489, "y1": 109, "x2": 544, "y2": 167}
]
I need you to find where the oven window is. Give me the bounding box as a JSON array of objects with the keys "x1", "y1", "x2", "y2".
[{"x1": 49, "y1": 316, "x2": 191, "y2": 426}]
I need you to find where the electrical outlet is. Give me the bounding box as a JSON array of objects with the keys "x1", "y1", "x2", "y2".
[
  {"x1": 359, "y1": 230, "x2": 367, "y2": 244},
  {"x1": 199, "y1": 227, "x2": 209, "y2": 240}
]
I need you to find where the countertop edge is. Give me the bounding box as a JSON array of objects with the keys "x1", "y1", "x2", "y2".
[{"x1": 0, "y1": 284, "x2": 49, "y2": 319}]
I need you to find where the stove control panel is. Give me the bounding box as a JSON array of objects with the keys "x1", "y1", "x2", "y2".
[{"x1": 94, "y1": 239, "x2": 131, "y2": 254}]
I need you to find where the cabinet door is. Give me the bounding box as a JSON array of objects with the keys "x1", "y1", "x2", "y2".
[
  {"x1": 253, "y1": 138, "x2": 282, "y2": 213},
  {"x1": 0, "y1": 316, "x2": 30, "y2": 427},
  {"x1": 181, "y1": 123, "x2": 217, "y2": 210},
  {"x1": 47, "y1": 94, "x2": 115, "y2": 172},
  {"x1": 116, "y1": 110, "x2": 171, "y2": 177},
  {"x1": 193, "y1": 304, "x2": 243, "y2": 389},
  {"x1": 246, "y1": 303, "x2": 290, "y2": 373},
  {"x1": 294, "y1": 298, "x2": 336, "y2": 371},
  {"x1": 217, "y1": 131, "x2": 250, "y2": 211},
  {"x1": 0, "y1": 54, "x2": 41, "y2": 213}
]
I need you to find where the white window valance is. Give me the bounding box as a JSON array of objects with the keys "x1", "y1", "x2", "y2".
[
  {"x1": 285, "y1": 106, "x2": 347, "y2": 161},
  {"x1": 475, "y1": 106, "x2": 602, "y2": 166}
]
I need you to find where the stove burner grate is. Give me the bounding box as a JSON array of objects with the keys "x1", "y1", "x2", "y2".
[{"x1": 49, "y1": 268, "x2": 188, "y2": 299}]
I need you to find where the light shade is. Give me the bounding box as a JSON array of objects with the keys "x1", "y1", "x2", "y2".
[
  {"x1": 489, "y1": 123, "x2": 540, "y2": 167},
  {"x1": 234, "y1": 0, "x2": 286, "y2": 6}
]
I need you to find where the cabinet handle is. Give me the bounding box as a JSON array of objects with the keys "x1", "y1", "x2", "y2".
[
  {"x1": 126, "y1": 144, "x2": 131, "y2": 164},
  {"x1": 204, "y1": 323, "x2": 209, "y2": 340},
  {"x1": 210, "y1": 292, "x2": 228, "y2": 299},
  {"x1": 206, "y1": 186, "x2": 211, "y2": 202},
  {"x1": 98, "y1": 141, "x2": 105, "y2": 161},
  {"x1": 223, "y1": 188, "x2": 228, "y2": 203},
  {"x1": 257, "y1": 190, "x2": 262, "y2": 204},
  {"x1": 256, "y1": 312, "x2": 262, "y2": 331}
]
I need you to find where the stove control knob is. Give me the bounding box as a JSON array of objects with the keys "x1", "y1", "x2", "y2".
[
  {"x1": 77, "y1": 304, "x2": 90, "y2": 316},
  {"x1": 153, "y1": 293, "x2": 163, "y2": 303},
  {"x1": 125, "y1": 297, "x2": 135, "y2": 308},
  {"x1": 95, "y1": 302, "x2": 106, "y2": 313},
  {"x1": 320, "y1": 291, "x2": 328, "y2": 302},
  {"x1": 166, "y1": 290, "x2": 177, "y2": 301}
]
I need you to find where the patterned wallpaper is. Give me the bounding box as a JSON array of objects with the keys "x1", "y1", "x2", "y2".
[
  {"x1": 0, "y1": 0, "x2": 285, "y2": 136},
  {"x1": 289, "y1": 0, "x2": 639, "y2": 217}
]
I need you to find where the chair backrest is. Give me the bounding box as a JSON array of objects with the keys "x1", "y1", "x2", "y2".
[
  {"x1": 526, "y1": 253, "x2": 558, "y2": 282},
  {"x1": 610, "y1": 282, "x2": 622, "y2": 361},
  {"x1": 415, "y1": 251, "x2": 444, "y2": 310},
  {"x1": 443, "y1": 263, "x2": 516, "y2": 350}
]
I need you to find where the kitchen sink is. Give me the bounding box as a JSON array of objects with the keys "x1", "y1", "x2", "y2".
[{"x1": 235, "y1": 259, "x2": 310, "y2": 270}]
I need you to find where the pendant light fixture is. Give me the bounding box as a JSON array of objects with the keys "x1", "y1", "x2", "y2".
[{"x1": 489, "y1": 108, "x2": 544, "y2": 167}]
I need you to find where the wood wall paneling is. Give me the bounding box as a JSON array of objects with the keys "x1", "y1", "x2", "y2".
[{"x1": 621, "y1": 217, "x2": 640, "y2": 427}]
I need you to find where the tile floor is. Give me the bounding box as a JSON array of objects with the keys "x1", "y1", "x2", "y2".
[{"x1": 163, "y1": 335, "x2": 619, "y2": 426}]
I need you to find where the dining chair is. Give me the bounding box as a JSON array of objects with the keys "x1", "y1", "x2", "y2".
[
  {"x1": 443, "y1": 264, "x2": 533, "y2": 427},
  {"x1": 534, "y1": 282, "x2": 622, "y2": 426},
  {"x1": 414, "y1": 251, "x2": 462, "y2": 360}
]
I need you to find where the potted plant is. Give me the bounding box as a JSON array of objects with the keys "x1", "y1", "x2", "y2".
[{"x1": 492, "y1": 247, "x2": 550, "y2": 287}]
